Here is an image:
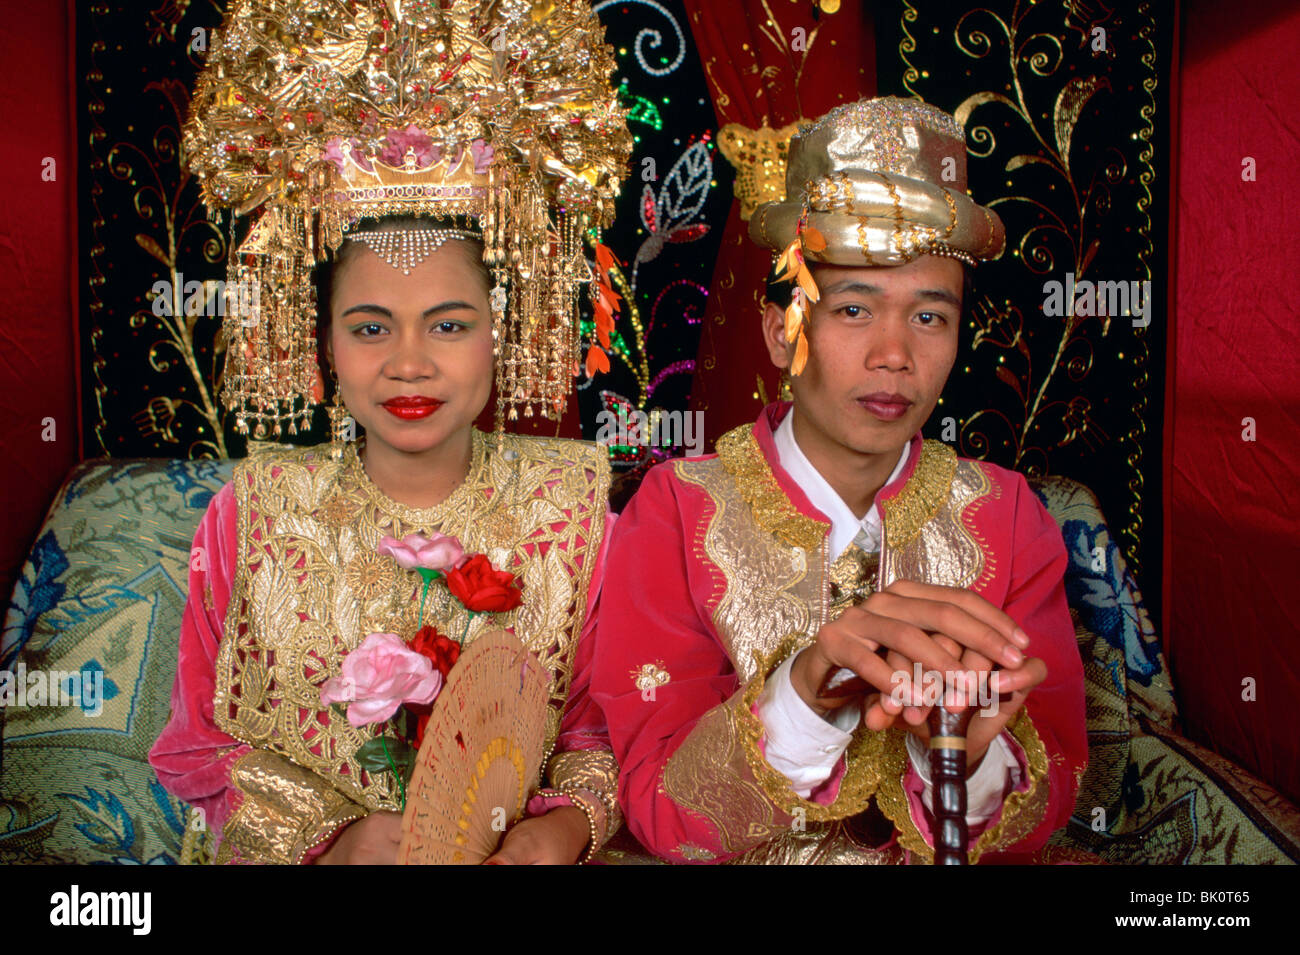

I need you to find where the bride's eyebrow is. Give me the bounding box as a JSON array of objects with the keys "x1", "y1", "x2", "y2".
[
  {"x1": 422, "y1": 300, "x2": 479, "y2": 318},
  {"x1": 340, "y1": 300, "x2": 480, "y2": 319}
]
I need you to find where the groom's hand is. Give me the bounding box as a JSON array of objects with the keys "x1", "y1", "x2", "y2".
[{"x1": 789, "y1": 580, "x2": 1034, "y2": 723}]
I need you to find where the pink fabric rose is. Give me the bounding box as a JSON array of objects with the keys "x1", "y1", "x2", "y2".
[
  {"x1": 319, "y1": 633, "x2": 443, "y2": 727},
  {"x1": 377, "y1": 532, "x2": 465, "y2": 572}
]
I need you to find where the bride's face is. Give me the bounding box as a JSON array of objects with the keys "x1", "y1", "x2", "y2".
[{"x1": 328, "y1": 240, "x2": 493, "y2": 456}]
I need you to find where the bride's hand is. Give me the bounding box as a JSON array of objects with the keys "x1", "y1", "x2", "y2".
[
  {"x1": 314, "y1": 811, "x2": 403, "y2": 865},
  {"x1": 483, "y1": 807, "x2": 591, "y2": 865}
]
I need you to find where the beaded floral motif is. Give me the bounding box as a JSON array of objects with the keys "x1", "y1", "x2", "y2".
[{"x1": 631, "y1": 662, "x2": 672, "y2": 694}]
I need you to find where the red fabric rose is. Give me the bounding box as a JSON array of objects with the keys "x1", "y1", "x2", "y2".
[
  {"x1": 445, "y1": 553, "x2": 523, "y2": 613},
  {"x1": 407, "y1": 626, "x2": 462, "y2": 750},
  {"x1": 410, "y1": 625, "x2": 461, "y2": 676}
]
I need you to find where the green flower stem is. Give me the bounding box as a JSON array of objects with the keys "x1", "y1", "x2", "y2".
[
  {"x1": 380, "y1": 733, "x2": 406, "y2": 812},
  {"x1": 416, "y1": 568, "x2": 441, "y2": 627},
  {"x1": 459, "y1": 611, "x2": 479, "y2": 646}
]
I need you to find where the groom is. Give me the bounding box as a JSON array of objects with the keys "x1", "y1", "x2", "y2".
[{"x1": 591, "y1": 97, "x2": 1086, "y2": 863}]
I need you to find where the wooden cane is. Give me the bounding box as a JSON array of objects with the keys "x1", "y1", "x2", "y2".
[{"x1": 929, "y1": 701, "x2": 975, "y2": 865}]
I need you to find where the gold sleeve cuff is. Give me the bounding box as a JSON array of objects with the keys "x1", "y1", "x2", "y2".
[
  {"x1": 876, "y1": 708, "x2": 1051, "y2": 864},
  {"x1": 546, "y1": 749, "x2": 623, "y2": 846},
  {"x1": 736, "y1": 633, "x2": 885, "y2": 821},
  {"x1": 215, "y1": 749, "x2": 367, "y2": 865},
  {"x1": 663, "y1": 633, "x2": 885, "y2": 856}
]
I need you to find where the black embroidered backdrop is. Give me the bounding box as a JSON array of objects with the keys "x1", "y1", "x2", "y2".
[{"x1": 76, "y1": 0, "x2": 1170, "y2": 616}]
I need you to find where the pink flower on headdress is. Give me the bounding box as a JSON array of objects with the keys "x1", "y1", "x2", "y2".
[
  {"x1": 470, "y1": 139, "x2": 493, "y2": 174},
  {"x1": 322, "y1": 136, "x2": 373, "y2": 173},
  {"x1": 318, "y1": 632, "x2": 442, "y2": 727},
  {"x1": 377, "y1": 532, "x2": 465, "y2": 572},
  {"x1": 322, "y1": 137, "x2": 347, "y2": 172},
  {"x1": 380, "y1": 123, "x2": 440, "y2": 168}
]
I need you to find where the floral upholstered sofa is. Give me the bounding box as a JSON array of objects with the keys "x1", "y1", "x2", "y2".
[{"x1": 3, "y1": 456, "x2": 1298, "y2": 864}]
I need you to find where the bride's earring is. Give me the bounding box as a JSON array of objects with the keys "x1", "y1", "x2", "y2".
[{"x1": 328, "y1": 371, "x2": 354, "y2": 460}]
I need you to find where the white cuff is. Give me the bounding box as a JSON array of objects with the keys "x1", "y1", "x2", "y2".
[
  {"x1": 905, "y1": 731, "x2": 1022, "y2": 827},
  {"x1": 756, "y1": 654, "x2": 860, "y2": 798}
]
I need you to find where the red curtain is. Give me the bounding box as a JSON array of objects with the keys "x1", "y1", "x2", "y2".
[
  {"x1": 682, "y1": 1, "x2": 875, "y2": 448},
  {"x1": 1167, "y1": 0, "x2": 1300, "y2": 802},
  {"x1": 0, "y1": 1, "x2": 79, "y2": 605}
]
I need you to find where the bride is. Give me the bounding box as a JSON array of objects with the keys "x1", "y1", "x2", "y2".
[{"x1": 148, "y1": 0, "x2": 631, "y2": 865}]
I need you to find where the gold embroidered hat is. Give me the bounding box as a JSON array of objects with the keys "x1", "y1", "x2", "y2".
[
  {"x1": 750, "y1": 96, "x2": 1004, "y2": 268},
  {"x1": 185, "y1": 0, "x2": 632, "y2": 437},
  {"x1": 747, "y1": 96, "x2": 1004, "y2": 373}
]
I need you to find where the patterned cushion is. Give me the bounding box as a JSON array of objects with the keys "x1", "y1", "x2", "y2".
[
  {"x1": 1, "y1": 458, "x2": 234, "y2": 864},
  {"x1": 1031, "y1": 476, "x2": 1300, "y2": 864}
]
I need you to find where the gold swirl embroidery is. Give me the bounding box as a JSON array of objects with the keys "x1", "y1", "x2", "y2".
[
  {"x1": 675, "y1": 453, "x2": 820, "y2": 684},
  {"x1": 715, "y1": 424, "x2": 828, "y2": 551},
  {"x1": 940, "y1": 186, "x2": 958, "y2": 241},
  {"x1": 881, "y1": 439, "x2": 958, "y2": 551},
  {"x1": 662, "y1": 693, "x2": 783, "y2": 856},
  {"x1": 214, "y1": 431, "x2": 609, "y2": 811},
  {"x1": 883, "y1": 453, "x2": 988, "y2": 591},
  {"x1": 726, "y1": 823, "x2": 906, "y2": 865}
]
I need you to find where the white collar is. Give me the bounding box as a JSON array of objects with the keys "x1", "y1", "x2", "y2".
[{"x1": 772, "y1": 409, "x2": 911, "y2": 560}]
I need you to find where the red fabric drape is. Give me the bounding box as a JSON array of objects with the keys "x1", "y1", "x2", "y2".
[
  {"x1": 1167, "y1": 0, "x2": 1300, "y2": 802},
  {"x1": 0, "y1": 1, "x2": 79, "y2": 605},
  {"x1": 682, "y1": 1, "x2": 875, "y2": 449}
]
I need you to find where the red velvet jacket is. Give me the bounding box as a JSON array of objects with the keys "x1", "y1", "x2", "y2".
[{"x1": 591, "y1": 402, "x2": 1086, "y2": 863}]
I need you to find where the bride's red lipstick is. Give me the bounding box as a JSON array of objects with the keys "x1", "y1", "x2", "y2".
[{"x1": 382, "y1": 396, "x2": 444, "y2": 420}]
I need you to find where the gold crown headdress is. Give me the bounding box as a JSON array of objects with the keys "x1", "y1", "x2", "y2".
[
  {"x1": 749, "y1": 96, "x2": 1005, "y2": 375},
  {"x1": 185, "y1": 0, "x2": 632, "y2": 437}
]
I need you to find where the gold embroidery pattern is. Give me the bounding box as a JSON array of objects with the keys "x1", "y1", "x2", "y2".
[
  {"x1": 884, "y1": 454, "x2": 989, "y2": 591},
  {"x1": 726, "y1": 822, "x2": 905, "y2": 865},
  {"x1": 962, "y1": 460, "x2": 1004, "y2": 593},
  {"x1": 547, "y1": 749, "x2": 623, "y2": 845},
  {"x1": 677, "y1": 843, "x2": 717, "y2": 862},
  {"x1": 874, "y1": 710, "x2": 1051, "y2": 864},
  {"x1": 216, "y1": 749, "x2": 365, "y2": 864},
  {"x1": 630, "y1": 661, "x2": 671, "y2": 694},
  {"x1": 180, "y1": 808, "x2": 213, "y2": 865},
  {"x1": 214, "y1": 431, "x2": 609, "y2": 811},
  {"x1": 678, "y1": 452, "x2": 821, "y2": 685},
  {"x1": 827, "y1": 544, "x2": 880, "y2": 618},
  {"x1": 661, "y1": 633, "x2": 888, "y2": 859},
  {"x1": 881, "y1": 440, "x2": 958, "y2": 551},
  {"x1": 715, "y1": 424, "x2": 829, "y2": 552},
  {"x1": 662, "y1": 691, "x2": 784, "y2": 856},
  {"x1": 342, "y1": 551, "x2": 400, "y2": 602}
]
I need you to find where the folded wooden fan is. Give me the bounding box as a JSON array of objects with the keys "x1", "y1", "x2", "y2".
[{"x1": 397, "y1": 629, "x2": 551, "y2": 865}]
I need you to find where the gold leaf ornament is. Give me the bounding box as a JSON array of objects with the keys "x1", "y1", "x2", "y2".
[
  {"x1": 791, "y1": 328, "x2": 810, "y2": 376},
  {"x1": 783, "y1": 297, "x2": 803, "y2": 344}
]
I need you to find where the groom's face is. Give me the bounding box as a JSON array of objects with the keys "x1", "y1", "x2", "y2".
[{"x1": 762, "y1": 254, "x2": 964, "y2": 458}]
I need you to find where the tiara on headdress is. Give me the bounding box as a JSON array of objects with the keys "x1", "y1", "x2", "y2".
[{"x1": 185, "y1": 0, "x2": 632, "y2": 438}]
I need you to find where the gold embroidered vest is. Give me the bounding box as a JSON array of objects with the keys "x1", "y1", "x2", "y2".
[
  {"x1": 213, "y1": 430, "x2": 610, "y2": 812},
  {"x1": 678, "y1": 424, "x2": 991, "y2": 683}
]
